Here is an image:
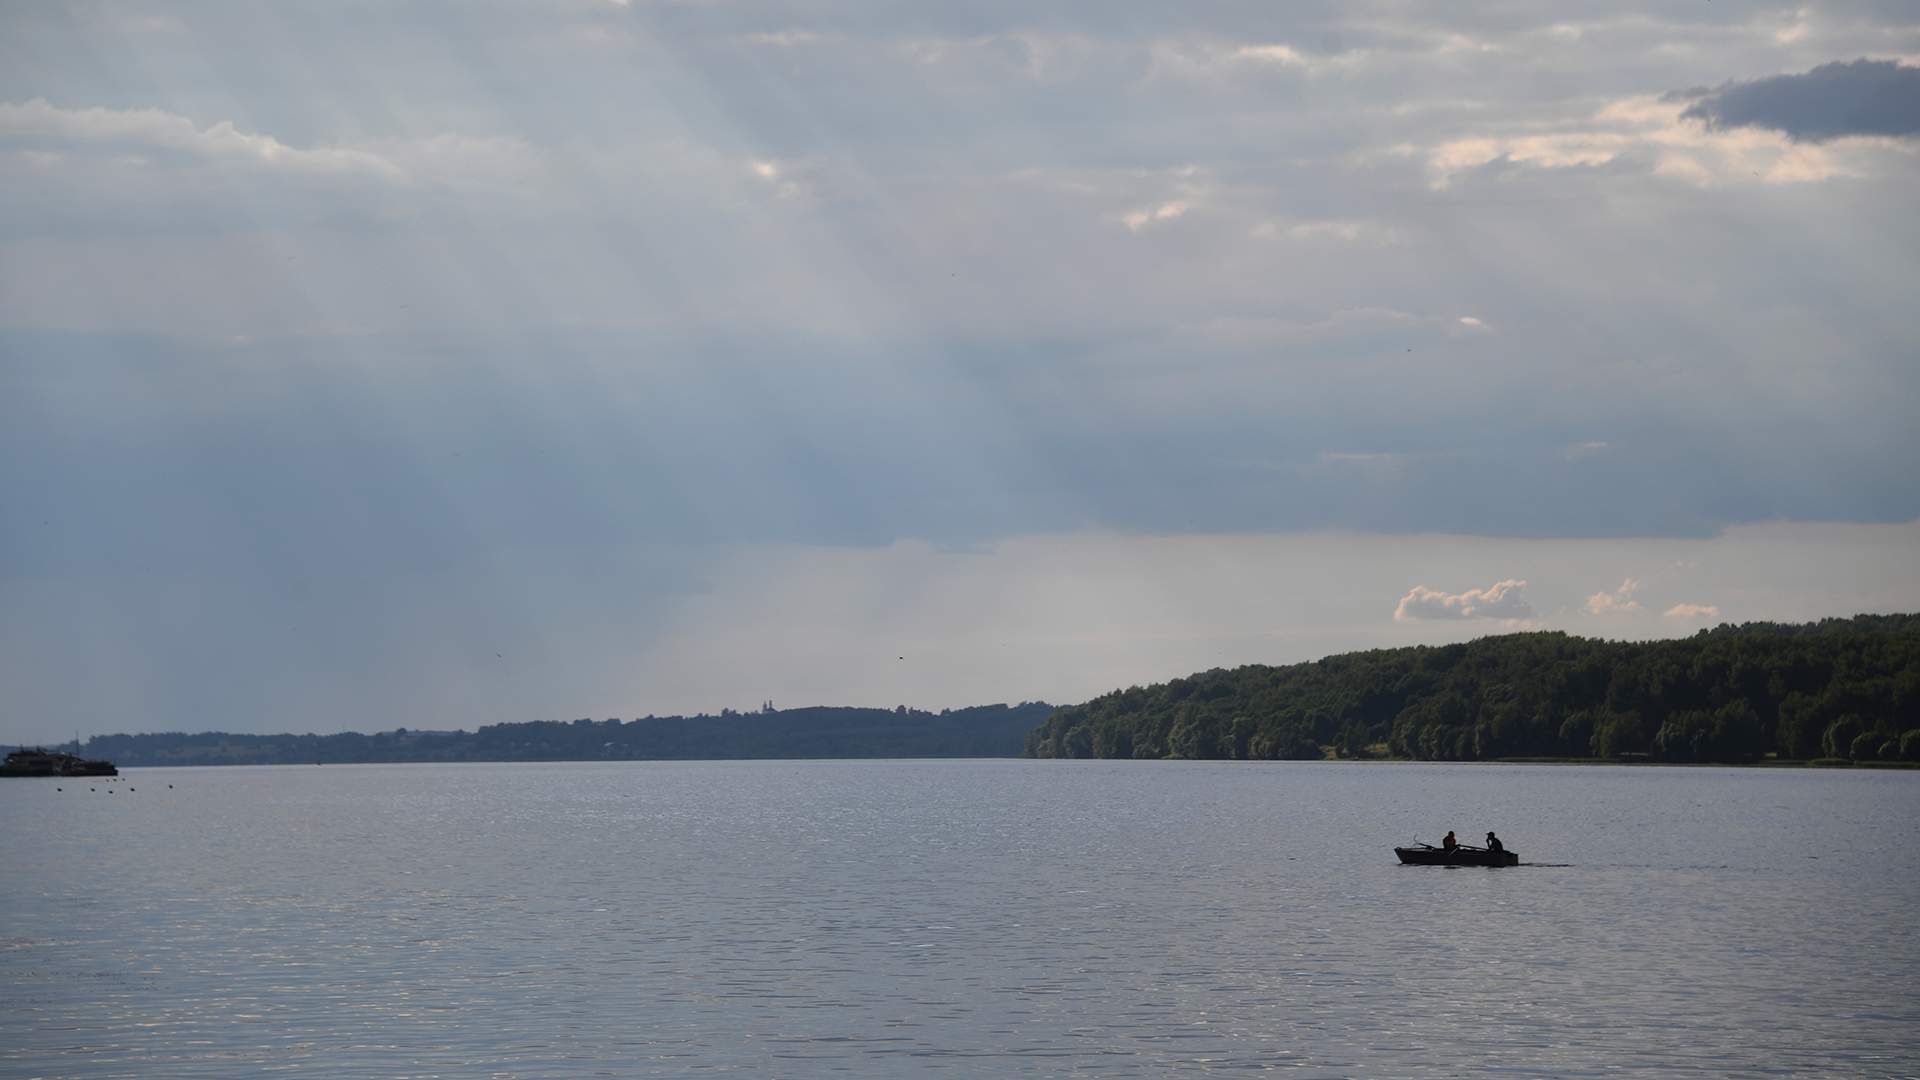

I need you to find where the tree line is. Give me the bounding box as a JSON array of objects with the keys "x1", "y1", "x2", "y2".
[
  {"x1": 66, "y1": 703, "x2": 1055, "y2": 767},
  {"x1": 1024, "y1": 615, "x2": 1920, "y2": 764}
]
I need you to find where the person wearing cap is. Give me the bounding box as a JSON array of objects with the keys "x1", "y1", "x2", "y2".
[{"x1": 1485, "y1": 831, "x2": 1504, "y2": 854}]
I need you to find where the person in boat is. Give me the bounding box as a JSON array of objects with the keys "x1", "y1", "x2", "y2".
[
  {"x1": 1442, "y1": 830, "x2": 1457, "y2": 852},
  {"x1": 1485, "y1": 831, "x2": 1504, "y2": 854}
]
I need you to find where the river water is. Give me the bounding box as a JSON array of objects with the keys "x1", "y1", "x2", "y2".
[{"x1": 2, "y1": 760, "x2": 1915, "y2": 1078}]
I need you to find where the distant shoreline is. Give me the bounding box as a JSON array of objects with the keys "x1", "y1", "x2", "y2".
[
  {"x1": 28, "y1": 702, "x2": 1057, "y2": 768},
  {"x1": 40, "y1": 755, "x2": 1917, "y2": 771},
  {"x1": 1479, "y1": 756, "x2": 1915, "y2": 769}
]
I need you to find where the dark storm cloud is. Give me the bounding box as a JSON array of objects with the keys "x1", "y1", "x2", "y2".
[{"x1": 1680, "y1": 59, "x2": 1920, "y2": 142}]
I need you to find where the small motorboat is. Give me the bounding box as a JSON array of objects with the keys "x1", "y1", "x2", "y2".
[{"x1": 1395, "y1": 843, "x2": 1518, "y2": 867}]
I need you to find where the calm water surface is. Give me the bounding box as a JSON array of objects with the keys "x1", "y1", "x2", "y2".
[{"x1": 2, "y1": 760, "x2": 1916, "y2": 1078}]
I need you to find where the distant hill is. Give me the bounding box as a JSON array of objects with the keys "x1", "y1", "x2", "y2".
[
  {"x1": 1025, "y1": 615, "x2": 1920, "y2": 764},
  {"x1": 64, "y1": 703, "x2": 1056, "y2": 767}
]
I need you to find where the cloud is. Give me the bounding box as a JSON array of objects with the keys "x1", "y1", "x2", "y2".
[
  {"x1": 1664, "y1": 602, "x2": 1722, "y2": 620},
  {"x1": 1233, "y1": 44, "x2": 1308, "y2": 67},
  {"x1": 1122, "y1": 199, "x2": 1191, "y2": 231},
  {"x1": 1421, "y1": 89, "x2": 1890, "y2": 188},
  {"x1": 1250, "y1": 219, "x2": 1398, "y2": 246},
  {"x1": 1394, "y1": 579, "x2": 1534, "y2": 621},
  {"x1": 1425, "y1": 131, "x2": 1630, "y2": 186},
  {"x1": 1679, "y1": 59, "x2": 1920, "y2": 142},
  {"x1": 4, "y1": 3, "x2": 1920, "y2": 745},
  {"x1": 0, "y1": 98, "x2": 403, "y2": 181},
  {"x1": 747, "y1": 30, "x2": 825, "y2": 48},
  {"x1": 0, "y1": 98, "x2": 555, "y2": 219},
  {"x1": 2, "y1": 4, "x2": 1918, "y2": 547},
  {"x1": 1585, "y1": 578, "x2": 1643, "y2": 616}
]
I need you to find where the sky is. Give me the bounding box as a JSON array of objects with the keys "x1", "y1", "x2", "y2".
[{"x1": 3, "y1": 1, "x2": 1919, "y2": 743}]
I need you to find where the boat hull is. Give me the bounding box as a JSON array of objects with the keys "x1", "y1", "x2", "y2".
[{"x1": 1395, "y1": 846, "x2": 1518, "y2": 867}]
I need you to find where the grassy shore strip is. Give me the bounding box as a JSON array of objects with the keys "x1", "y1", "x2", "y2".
[
  {"x1": 1303, "y1": 750, "x2": 1920, "y2": 768},
  {"x1": 1485, "y1": 756, "x2": 1919, "y2": 769}
]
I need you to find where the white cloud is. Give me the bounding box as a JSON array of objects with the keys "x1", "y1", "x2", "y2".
[
  {"x1": 1654, "y1": 153, "x2": 1714, "y2": 185},
  {"x1": 1122, "y1": 199, "x2": 1190, "y2": 232},
  {"x1": 0, "y1": 99, "x2": 558, "y2": 202},
  {"x1": 0, "y1": 98, "x2": 404, "y2": 181},
  {"x1": 1422, "y1": 94, "x2": 1871, "y2": 189},
  {"x1": 1234, "y1": 44, "x2": 1307, "y2": 66},
  {"x1": 1586, "y1": 578, "x2": 1643, "y2": 616},
  {"x1": 1394, "y1": 579, "x2": 1534, "y2": 621},
  {"x1": 1664, "y1": 602, "x2": 1722, "y2": 620},
  {"x1": 745, "y1": 157, "x2": 810, "y2": 200},
  {"x1": 1435, "y1": 32, "x2": 1503, "y2": 56},
  {"x1": 1774, "y1": 23, "x2": 1810, "y2": 45},
  {"x1": 1425, "y1": 132, "x2": 1629, "y2": 186},
  {"x1": 894, "y1": 34, "x2": 1000, "y2": 67}
]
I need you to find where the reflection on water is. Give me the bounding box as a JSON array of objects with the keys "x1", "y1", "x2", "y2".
[{"x1": 2, "y1": 760, "x2": 1916, "y2": 1077}]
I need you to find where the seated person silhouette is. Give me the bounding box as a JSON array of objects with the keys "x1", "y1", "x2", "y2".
[
  {"x1": 1485, "y1": 831, "x2": 1504, "y2": 854},
  {"x1": 1442, "y1": 830, "x2": 1457, "y2": 852}
]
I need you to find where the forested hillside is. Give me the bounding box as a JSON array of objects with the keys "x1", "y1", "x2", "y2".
[
  {"x1": 65, "y1": 703, "x2": 1054, "y2": 766},
  {"x1": 1025, "y1": 616, "x2": 1920, "y2": 764}
]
